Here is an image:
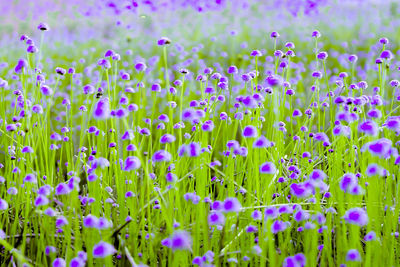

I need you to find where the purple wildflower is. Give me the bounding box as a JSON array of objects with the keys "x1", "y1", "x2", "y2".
[
  {"x1": 358, "y1": 120, "x2": 378, "y2": 136},
  {"x1": 93, "y1": 98, "x2": 110, "y2": 120},
  {"x1": 222, "y1": 198, "x2": 242, "y2": 213},
  {"x1": 52, "y1": 258, "x2": 66, "y2": 267},
  {"x1": 92, "y1": 241, "x2": 116, "y2": 258},
  {"x1": 271, "y1": 220, "x2": 287, "y2": 234},
  {"x1": 208, "y1": 211, "x2": 225, "y2": 226},
  {"x1": 123, "y1": 156, "x2": 141, "y2": 171},
  {"x1": 343, "y1": 207, "x2": 368, "y2": 226},
  {"x1": 242, "y1": 125, "x2": 258, "y2": 138},
  {"x1": 346, "y1": 249, "x2": 361, "y2": 262},
  {"x1": 259, "y1": 161, "x2": 276, "y2": 174},
  {"x1": 152, "y1": 150, "x2": 172, "y2": 162}
]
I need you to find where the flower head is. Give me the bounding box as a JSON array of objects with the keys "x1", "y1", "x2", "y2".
[
  {"x1": 343, "y1": 207, "x2": 368, "y2": 226},
  {"x1": 92, "y1": 241, "x2": 116, "y2": 258}
]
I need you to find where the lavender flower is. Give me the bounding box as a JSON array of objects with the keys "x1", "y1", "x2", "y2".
[
  {"x1": 93, "y1": 98, "x2": 110, "y2": 120},
  {"x1": 259, "y1": 161, "x2": 276, "y2": 174},
  {"x1": 92, "y1": 241, "x2": 116, "y2": 258},
  {"x1": 123, "y1": 156, "x2": 141, "y2": 171},
  {"x1": 343, "y1": 207, "x2": 368, "y2": 226}
]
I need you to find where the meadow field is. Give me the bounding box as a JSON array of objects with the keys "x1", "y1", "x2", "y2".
[{"x1": 1, "y1": 0, "x2": 400, "y2": 266}]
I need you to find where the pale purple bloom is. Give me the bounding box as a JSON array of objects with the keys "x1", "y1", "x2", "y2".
[
  {"x1": 93, "y1": 98, "x2": 110, "y2": 120},
  {"x1": 242, "y1": 125, "x2": 258, "y2": 138},
  {"x1": 343, "y1": 207, "x2": 368, "y2": 226},
  {"x1": 222, "y1": 197, "x2": 241, "y2": 213},
  {"x1": 271, "y1": 220, "x2": 287, "y2": 234},
  {"x1": 83, "y1": 215, "x2": 99, "y2": 228},
  {"x1": 358, "y1": 120, "x2": 378, "y2": 136},
  {"x1": 259, "y1": 161, "x2": 276, "y2": 174},
  {"x1": 123, "y1": 156, "x2": 141, "y2": 171},
  {"x1": 0, "y1": 199, "x2": 8, "y2": 210},
  {"x1": 364, "y1": 231, "x2": 377, "y2": 241},
  {"x1": 208, "y1": 211, "x2": 225, "y2": 225},
  {"x1": 34, "y1": 195, "x2": 49, "y2": 206},
  {"x1": 152, "y1": 150, "x2": 172, "y2": 162},
  {"x1": 52, "y1": 258, "x2": 66, "y2": 267},
  {"x1": 92, "y1": 241, "x2": 116, "y2": 258},
  {"x1": 346, "y1": 249, "x2": 361, "y2": 262}
]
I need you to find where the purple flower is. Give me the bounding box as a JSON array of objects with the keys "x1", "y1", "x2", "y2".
[
  {"x1": 259, "y1": 162, "x2": 276, "y2": 174},
  {"x1": 56, "y1": 216, "x2": 69, "y2": 228},
  {"x1": 52, "y1": 258, "x2": 66, "y2": 267},
  {"x1": 44, "y1": 208, "x2": 56, "y2": 217},
  {"x1": 250, "y1": 50, "x2": 262, "y2": 57},
  {"x1": 93, "y1": 98, "x2": 110, "y2": 120},
  {"x1": 135, "y1": 62, "x2": 147, "y2": 72},
  {"x1": 69, "y1": 257, "x2": 85, "y2": 267},
  {"x1": 317, "y1": 51, "x2": 328, "y2": 60},
  {"x1": 251, "y1": 210, "x2": 262, "y2": 220},
  {"x1": 160, "y1": 134, "x2": 176, "y2": 144},
  {"x1": 265, "y1": 74, "x2": 283, "y2": 87},
  {"x1": 271, "y1": 220, "x2": 287, "y2": 234},
  {"x1": 34, "y1": 195, "x2": 49, "y2": 206},
  {"x1": 253, "y1": 136, "x2": 270, "y2": 148},
  {"x1": 346, "y1": 249, "x2": 361, "y2": 262},
  {"x1": 121, "y1": 130, "x2": 134, "y2": 141},
  {"x1": 283, "y1": 253, "x2": 306, "y2": 267},
  {"x1": 358, "y1": 120, "x2": 378, "y2": 136},
  {"x1": 27, "y1": 45, "x2": 38, "y2": 53},
  {"x1": 92, "y1": 241, "x2": 116, "y2": 258},
  {"x1": 152, "y1": 150, "x2": 172, "y2": 162},
  {"x1": 309, "y1": 169, "x2": 326, "y2": 181},
  {"x1": 242, "y1": 125, "x2": 257, "y2": 138},
  {"x1": 151, "y1": 83, "x2": 161, "y2": 92},
  {"x1": 222, "y1": 197, "x2": 241, "y2": 213},
  {"x1": 157, "y1": 37, "x2": 171, "y2": 46},
  {"x1": 364, "y1": 231, "x2": 377, "y2": 241},
  {"x1": 14, "y1": 59, "x2": 28, "y2": 73},
  {"x1": 384, "y1": 117, "x2": 400, "y2": 132},
  {"x1": 83, "y1": 215, "x2": 99, "y2": 228},
  {"x1": 271, "y1": 31, "x2": 280, "y2": 38},
  {"x1": 339, "y1": 173, "x2": 358, "y2": 192},
  {"x1": 264, "y1": 206, "x2": 278, "y2": 220},
  {"x1": 208, "y1": 211, "x2": 225, "y2": 225},
  {"x1": 98, "y1": 217, "x2": 112, "y2": 229},
  {"x1": 98, "y1": 58, "x2": 111, "y2": 69},
  {"x1": 55, "y1": 67, "x2": 66, "y2": 76},
  {"x1": 380, "y1": 50, "x2": 393, "y2": 60},
  {"x1": 45, "y1": 246, "x2": 57, "y2": 255},
  {"x1": 123, "y1": 156, "x2": 141, "y2": 171},
  {"x1": 182, "y1": 108, "x2": 198, "y2": 122},
  {"x1": 32, "y1": 104, "x2": 44, "y2": 114},
  {"x1": 293, "y1": 209, "x2": 309, "y2": 222},
  {"x1": 37, "y1": 22, "x2": 50, "y2": 31},
  {"x1": 166, "y1": 172, "x2": 177, "y2": 183},
  {"x1": 55, "y1": 183, "x2": 72, "y2": 195},
  {"x1": 290, "y1": 183, "x2": 312, "y2": 198},
  {"x1": 23, "y1": 173, "x2": 37, "y2": 183},
  {"x1": 187, "y1": 142, "x2": 201, "y2": 157},
  {"x1": 162, "y1": 231, "x2": 192, "y2": 251},
  {"x1": 227, "y1": 65, "x2": 238, "y2": 74},
  {"x1": 365, "y1": 163, "x2": 383, "y2": 177},
  {"x1": 343, "y1": 207, "x2": 368, "y2": 226},
  {"x1": 246, "y1": 225, "x2": 258, "y2": 233},
  {"x1": 41, "y1": 85, "x2": 53, "y2": 96},
  {"x1": 202, "y1": 120, "x2": 215, "y2": 132},
  {"x1": 0, "y1": 199, "x2": 8, "y2": 210},
  {"x1": 348, "y1": 54, "x2": 358, "y2": 63},
  {"x1": 362, "y1": 138, "x2": 392, "y2": 159}
]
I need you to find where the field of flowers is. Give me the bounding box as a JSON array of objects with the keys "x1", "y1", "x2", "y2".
[{"x1": 1, "y1": 0, "x2": 400, "y2": 266}]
